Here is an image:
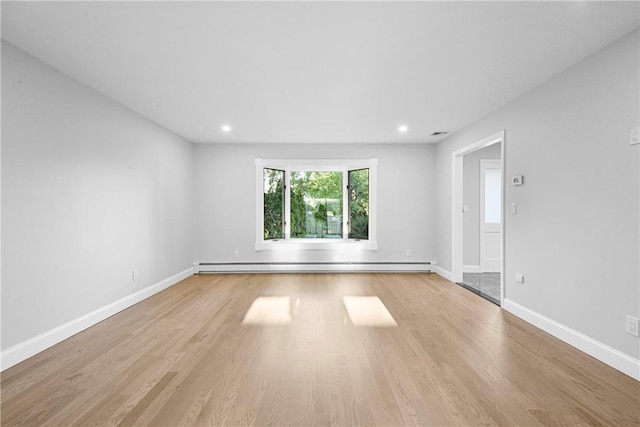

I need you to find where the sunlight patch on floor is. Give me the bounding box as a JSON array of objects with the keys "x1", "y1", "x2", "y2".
[
  {"x1": 242, "y1": 296, "x2": 291, "y2": 325},
  {"x1": 343, "y1": 296, "x2": 397, "y2": 327}
]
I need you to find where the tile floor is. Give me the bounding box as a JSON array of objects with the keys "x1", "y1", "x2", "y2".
[{"x1": 459, "y1": 272, "x2": 500, "y2": 305}]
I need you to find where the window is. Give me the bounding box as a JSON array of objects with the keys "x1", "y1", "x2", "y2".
[
  {"x1": 483, "y1": 167, "x2": 502, "y2": 224},
  {"x1": 290, "y1": 171, "x2": 343, "y2": 238},
  {"x1": 255, "y1": 158, "x2": 377, "y2": 250}
]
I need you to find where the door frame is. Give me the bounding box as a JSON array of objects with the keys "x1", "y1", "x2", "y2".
[{"x1": 451, "y1": 130, "x2": 505, "y2": 304}]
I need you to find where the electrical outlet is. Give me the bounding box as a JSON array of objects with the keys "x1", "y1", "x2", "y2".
[
  {"x1": 233, "y1": 249, "x2": 240, "y2": 258},
  {"x1": 405, "y1": 249, "x2": 412, "y2": 257},
  {"x1": 625, "y1": 315, "x2": 639, "y2": 337},
  {"x1": 132, "y1": 269, "x2": 139, "y2": 281},
  {"x1": 631, "y1": 127, "x2": 639, "y2": 146}
]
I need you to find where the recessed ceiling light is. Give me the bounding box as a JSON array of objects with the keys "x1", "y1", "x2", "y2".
[
  {"x1": 398, "y1": 125, "x2": 408, "y2": 133},
  {"x1": 221, "y1": 124, "x2": 232, "y2": 133}
]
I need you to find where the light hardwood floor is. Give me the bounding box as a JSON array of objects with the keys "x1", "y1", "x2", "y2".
[{"x1": 1, "y1": 273, "x2": 638, "y2": 426}]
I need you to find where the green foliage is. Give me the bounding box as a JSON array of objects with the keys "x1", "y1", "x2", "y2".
[
  {"x1": 263, "y1": 169, "x2": 284, "y2": 239},
  {"x1": 314, "y1": 203, "x2": 327, "y2": 222},
  {"x1": 290, "y1": 184, "x2": 306, "y2": 238},
  {"x1": 306, "y1": 172, "x2": 342, "y2": 200},
  {"x1": 349, "y1": 168, "x2": 369, "y2": 239},
  {"x1": 313, "y1": 203, "x2": 328, "y2": 236}
]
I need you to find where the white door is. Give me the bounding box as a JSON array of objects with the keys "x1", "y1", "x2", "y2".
[{"x1": 480, "y1": 159, "x2": 502, "y2": 272}]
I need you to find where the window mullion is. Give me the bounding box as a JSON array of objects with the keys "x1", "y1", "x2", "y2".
[
  {"x1": 343, "y1": 169, "x2": 349, "y2": 240},
  {"x1": 284, "y1": 169, "x2": 291, "y2": 239}
]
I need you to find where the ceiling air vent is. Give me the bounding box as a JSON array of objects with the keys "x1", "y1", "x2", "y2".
[{"x1": 431, "y1": 131, "x2": 448, "y2": 136}]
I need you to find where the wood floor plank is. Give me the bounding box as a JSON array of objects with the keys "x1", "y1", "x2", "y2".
[{"x1": 2, "y1": 272, "x2": 638, "y2": 426}]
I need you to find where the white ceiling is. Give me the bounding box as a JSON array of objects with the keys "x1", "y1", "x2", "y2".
[{"x1": 2, "y1": 1, "x2": 639, "y2": 144}]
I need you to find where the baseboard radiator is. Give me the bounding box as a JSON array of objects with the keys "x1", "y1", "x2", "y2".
[{"x1": 197, "y1": 262, "x2": 433, "y2": 274}]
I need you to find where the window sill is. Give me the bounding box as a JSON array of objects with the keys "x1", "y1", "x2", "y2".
[{"x1": 255, "y1": 239, "x2": 377, "y2": 251}]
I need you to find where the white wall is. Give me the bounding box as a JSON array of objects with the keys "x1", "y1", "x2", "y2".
[
  {"x1": 463, "y1": 143, "x2": 501, "y2": 268},
  {"x1": 435, "y1": 30, "x2": 639, "y2": 361},
  {"x1": 194, "y1": 143, "x2": 435, "y2": 264},
  {"x1": 1, "y1": 42, "x2": 195, "y2": 352}
]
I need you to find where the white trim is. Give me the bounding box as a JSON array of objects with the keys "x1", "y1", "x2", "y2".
[
  {"x1": 284, "y1": 169, "x2": 291, "y2": 239},
  {"x1": 256, "y1": 158, "x2": 376, "y2": 168},
  {"x1": 451, "y1": 130, "x2": 505, "y2": 304},
  {"x1": 0, "y1": 267, "x2": 193, "y2": 372},
  {"x1": 503, "y1": 299, "x2": 640, "y2": 381},
  {"x1": 255, "y1": 238, "x2": 377, "y2": 251},
  {"x1": 434, "y1": 266, "x2": 454, "y2": 282},
  {"x1": 342, "y1": 170, "x2": 349, "y2": 238},
  {"x1": 463, "y1": 265, "x2": 482, "y2": 273},
  {"x1": 199, "y1": 262, "x2": 432, "y2": 273},
  {"x1": 368, "y1": 161, "x2": 378, "y2": 247}
]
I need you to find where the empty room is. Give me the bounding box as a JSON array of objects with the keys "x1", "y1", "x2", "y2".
[{"x1": 1, "y1": 1, "x2": 639, "y2": 426}]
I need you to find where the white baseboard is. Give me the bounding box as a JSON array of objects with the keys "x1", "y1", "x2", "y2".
[
  {"x1": 503, "y1": 298, "x2": 640, "y2": 381},
  {"x1": 434, "y1": 266, "x2": 454, "y2": 282},
  {"x1": 0, "y1": 267, "x2": 193, "y2": 372},
  {"x1": 463, "y1": 265, "x2": 481, "y2": 273},
  {"x1": 199, "y1": 262, "x2": 433, "y2": 274}
]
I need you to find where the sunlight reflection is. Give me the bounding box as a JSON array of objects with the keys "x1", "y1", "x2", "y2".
[
  {"x1": 242, "y1": 296, "x2": 291, "y2": 325},
  {"x1": 343, "y1": 296, "x2": 397, "y2": 327}
]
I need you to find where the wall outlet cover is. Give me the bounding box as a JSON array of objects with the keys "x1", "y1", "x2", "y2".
[
  {"x1": 631, "y1": 127, "x2": 639, "y2": 146},
  {"x1": 626, "y1": 315, "x2": 639, "y2": 337}
]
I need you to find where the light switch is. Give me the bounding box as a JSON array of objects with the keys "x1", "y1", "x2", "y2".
[
  {"x1": 511, "y1": 203, "x2": 517, "y2": 214},
  {"x1": 462, "y1": 205, "x2": 470, "y2": 213},
  {"x1": 516, "y1": 273, "x2": 525, "y2": 283}
]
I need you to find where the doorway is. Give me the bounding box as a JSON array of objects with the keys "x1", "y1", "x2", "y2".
[{"x1": 451, "y1": 131, "x2": 504, "y2": 305}]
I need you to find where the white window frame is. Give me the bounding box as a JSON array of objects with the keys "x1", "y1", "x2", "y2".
[{"x1": 255, "y1": 158, "x2": 378, "y2": 251}]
